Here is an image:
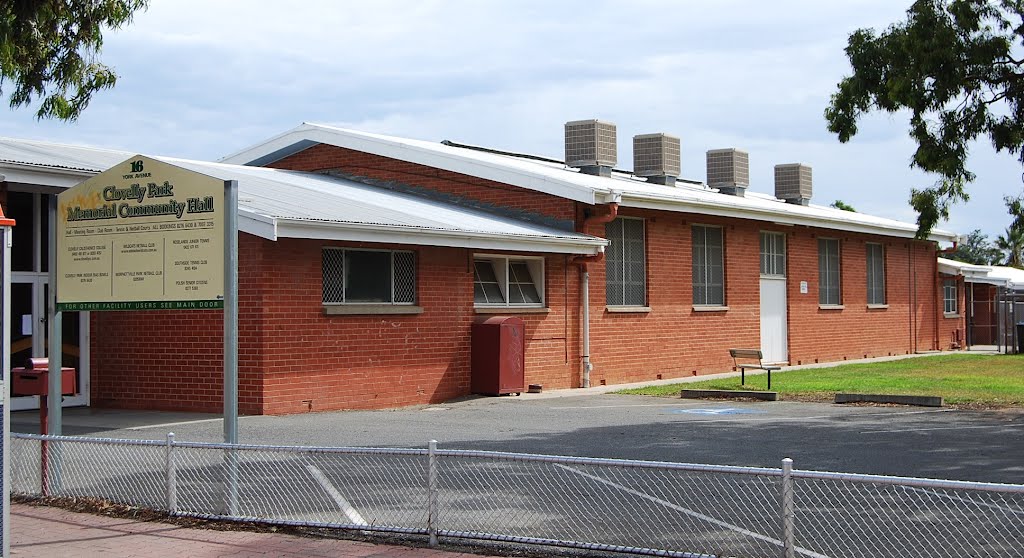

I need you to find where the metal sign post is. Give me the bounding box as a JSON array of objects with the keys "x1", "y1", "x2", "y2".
[
  {"x1": 46, "y1": 197, "x2": 63, "y2": 497},
  {"x1": 223, "y1": 180, "x2": 239, "y2": 515},
  {"x1": 224, "y1": 180, "x2": 238, "y2": 445}
]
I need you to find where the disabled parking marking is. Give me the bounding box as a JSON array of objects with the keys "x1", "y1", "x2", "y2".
[{"x1": 670, "y1": 408, "x2": 767, "y2": 416}]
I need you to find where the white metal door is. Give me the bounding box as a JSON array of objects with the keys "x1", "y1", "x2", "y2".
[
  {"x1": 759, "y1": 232, "x2": 788, "y2": 363},
  {"x1": 760, "y1": 278, "x2": 788, "y2": 363}
]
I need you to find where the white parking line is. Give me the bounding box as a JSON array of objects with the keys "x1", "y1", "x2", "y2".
[
  {"x1": 305, "y1": 464, "x2": 368, "y2": 526},
  {"x1": 128, "y1": 418, "x2": 224, "y2": 430},
  {"x1": 554, "y1": 464, "x2": 831, "y2": 558}
]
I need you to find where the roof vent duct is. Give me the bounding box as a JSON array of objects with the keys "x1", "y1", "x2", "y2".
[
  {"x1": 774, "y1": 163, "x2": 813, "y2": 205},
  {"x1": 565, "y1": 119, "x2": 617, "y2": 177},
  {"x1": 633, "y1": 133, "x2": 680, "y2": 186},
  {"x1": 706, "y1": 148, "x2": 749, "y2": 197}
]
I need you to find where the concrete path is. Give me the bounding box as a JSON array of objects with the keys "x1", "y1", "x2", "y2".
[{"x1": 11, "y1": 503, "x2": 492, "y2": 558}]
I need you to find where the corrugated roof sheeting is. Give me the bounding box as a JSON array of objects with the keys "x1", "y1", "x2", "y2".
[
  {"x1": 159, "y1": 157, "x2": 605, "y2": 249},
  {"x1": 0, "y1": 137, "x2": 133, "y2": 172}
]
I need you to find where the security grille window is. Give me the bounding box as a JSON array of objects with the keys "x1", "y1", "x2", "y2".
[
  {"x1": 692, "y1": 225, "x2": 725, "y2": 306},
  {"x1": 322, "y1": 248, "x2": 416, "y2": 304},
  {"x1": 866, "y1": 243, "x2": 886, "y2": 305},
  {"x1": 760, "y1": 232, "x2": 786, "y2": 277},
  {"x1": 605, "y1": 217, "x2": 646, "y2": 306},
  {"x1": 818, "y1": 238, "x2": 841, "y2": 305},
  {"x1": 474, "y1": 257, "x2": 543, "y2": 306},
  {"x1": 943, "y1": 278, "x2": 958, "y2": 314}
]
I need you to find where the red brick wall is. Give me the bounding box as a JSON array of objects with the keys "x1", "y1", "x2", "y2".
[
  {"x1": 582, "y1": 209, "x2": 945, "y2": 385},
  {"x1": 88, "y1": 214, "x2": 947, "y2": 413},
  {"x1": 254, "y1": 239, "x2": 578, "y2": 414},
  {"x1": 268, "y1": 144, "x2": 576, "y2": 224},
  {"x1": 784, "y1": 233, "x2": 940, "y2": 364},
  {"x1": 89, "y1": 233, "x2": 579, "y2": 414},
  {"x1": 90, "y1": 233, "x2": 266, "y2": 413}
]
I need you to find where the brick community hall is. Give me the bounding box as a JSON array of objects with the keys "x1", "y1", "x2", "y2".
[{"x1": 0, "y1": 120, "x2": 967, "y2": 415}]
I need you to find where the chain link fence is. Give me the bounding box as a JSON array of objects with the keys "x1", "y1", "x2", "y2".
[{"x1": 11, "y1": 433, "x2": 1024, "y2": 558}]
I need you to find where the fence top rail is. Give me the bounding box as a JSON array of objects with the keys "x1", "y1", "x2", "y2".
[
  {"x1": 173, "y1": 440, "x2": 428, "y2": 456},
  {"x1": 13, "y1": 432, "x2": 165, "y2": 448},
  {"x1": 791, "y1": 468, "x2": 1024, "y2": 493}
]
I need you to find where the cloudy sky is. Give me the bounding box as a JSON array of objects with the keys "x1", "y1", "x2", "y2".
[{"x1": 5, "y1": 0, "x2": 1020, "y2": 239}]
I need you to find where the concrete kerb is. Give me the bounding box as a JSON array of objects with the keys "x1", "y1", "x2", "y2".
[
  {"x1": 510, "y1": 350, "x2": 988, "y2": 402},
  {"x1": 682, "y1": 389, "x2": 779, "y2": 401},
  {"x1": 835, "y1": 393, "x2": 944, "y2": 407}
]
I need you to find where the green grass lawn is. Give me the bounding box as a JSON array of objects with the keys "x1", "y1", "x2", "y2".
[{"x1": 615, "y1": 354, "x2": 1024, "y2": 407}]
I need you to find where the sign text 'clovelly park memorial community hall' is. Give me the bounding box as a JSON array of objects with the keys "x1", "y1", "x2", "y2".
[{"x1": 56, "y1": 156, "x2": 225, "y2": 311}]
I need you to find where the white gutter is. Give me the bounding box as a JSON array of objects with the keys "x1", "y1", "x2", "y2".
[
  {"x1": 0, "y1": 164, "x2": 94, "y2": 189},
  {"x1": 274, "y1": 219, "x2": 607, "y2": 255},
  {"x1": 238, "y1": 210, "x2": 278, "y2": 241},
  {"x1": 620, "y1": 194, "x2": 958, "y2": 243}
]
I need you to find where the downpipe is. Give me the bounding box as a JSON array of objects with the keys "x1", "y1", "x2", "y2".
[{"x1": 570, "y1": 199, "x2": 619, "y2": 389}]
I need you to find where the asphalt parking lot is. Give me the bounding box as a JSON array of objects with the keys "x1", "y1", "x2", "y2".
[{"x1": 17, "y1": 391, "x2": 1024, "y2": 484}]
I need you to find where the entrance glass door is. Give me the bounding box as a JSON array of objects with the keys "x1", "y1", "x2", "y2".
[{"x1": 8, "y1": 189, "x2": 90, "y2": 411}]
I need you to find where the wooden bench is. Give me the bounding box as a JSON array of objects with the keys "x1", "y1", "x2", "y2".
[{"x1": 729, "y1": 348, "x2": 782, "y2": 389}]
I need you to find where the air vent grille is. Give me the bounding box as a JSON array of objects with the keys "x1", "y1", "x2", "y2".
[
  {"x1": 706, "y1": 148, "x2": 749, "y2": 188},
  {"x1": 774, "y1": 163, "x2": 813, "y2": 205},
  {"x1": 633, "y1": 133, "x2": 681, "y2": 178},
  {"x1": 565, "y1": 120, "x2": 617, "y2": 168}
]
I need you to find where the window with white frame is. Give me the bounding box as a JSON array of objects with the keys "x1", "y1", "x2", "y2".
[
  {"x1": 760, "y1": 232, "x2": 786, "y2": 277},
  {"x1": 692, "y1": 225, "x2": 725, "y2": 306},
  {"x1": 943, "y1": 278, "x2": 958, "y2": 314},
  {"x1": 866, "y1": 243, "x2": 886, "y2": 305},
  {"x1": 818, "y1": 238, "x2": 841, "y2": 305},
  {"x1": 605, "y1": 217, "x2": 646, "y2": 306},
  {"x1": 474, "y1": 256, "x2": 543, "y2": 306},
  {"x1": 322, "y1": 248, "x2": 416, "y2": 304}
]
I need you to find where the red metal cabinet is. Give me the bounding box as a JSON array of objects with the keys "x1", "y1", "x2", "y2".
[
  {"x1": 11, "y1": 358, "x2": 77, "y2": 397},
  {"x1": 471, "y1": 316, "x2": 525, "y2": 396}
]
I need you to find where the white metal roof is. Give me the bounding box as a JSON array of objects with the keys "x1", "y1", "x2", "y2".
[
  {"x1": 154, "y1": 157, "x2": 606, "y2": 254},
  {"x1": 220, "y1": 122, "x2": 959, "y2": 243},
  {"x1": 0, "y1": 136, "x2": 134, "y2": 188},
  {"x1": 938, "y1": 257, "x2": 1024, "y2": 289}
]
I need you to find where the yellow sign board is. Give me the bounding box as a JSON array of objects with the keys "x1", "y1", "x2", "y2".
[{"x1": 56, "y1": 156, "x2": 225, "y2": 311}]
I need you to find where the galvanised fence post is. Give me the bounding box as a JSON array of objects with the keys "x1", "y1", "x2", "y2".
[
  {"x1": 428, "y1": 439, "x2": 438, "y2": 547},
  {"x1": 781, "y1": 458, "x2": 795, "y2": 558},
  {"x1": 165, "y1": 433, "x2": 177, "y2": 514}
]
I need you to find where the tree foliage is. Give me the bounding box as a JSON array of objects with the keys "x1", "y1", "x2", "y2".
[
  {"x1": 946, "y1": 228, "x2": 1003, "y2": 263},
  {"x1": 830, "y1": 199, "x2": 858, "y2": 211},
  {"x1": 0, "y1": 0, "x2": 148, "y2": 121},
  {"x1": 825, "y1": 0, "x2": 1024, "y2": 238},
  {"x1": 996, "y1": 226, "x2": 1024, "y2": 266}
]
